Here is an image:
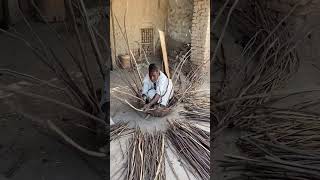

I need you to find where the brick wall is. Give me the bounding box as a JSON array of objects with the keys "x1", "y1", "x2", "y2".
[
  {"x1": 167, "y1": 0, "x2": 193, "y2": 44},
  {"x1": 191, "y1": 0, "x2": 210, "y2": 68}
]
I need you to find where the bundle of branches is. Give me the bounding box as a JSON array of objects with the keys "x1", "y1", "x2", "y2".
[
  {"x1": 110, "y1": 1, "x2": 144, "y2": 98},
  {"x1": 0, "y1": 0, "x2": 110, "y2": 156},
  {"x1": 166, "y1": 120, "x2": 210, "y2": 180},
  {"x1": 179, "y1": 90, "x2": 211, "y2": 124},
  {"x1": 110, "y1": 121, "x2": 133, "y2": 141},
  {"x1": 126, "y1": 129, "x2": 165, "y2": 180},
  {"x1": 111, "y1": 86, "x2": 145, "y2": 112},
  {"x1": 212, "y1": 0, "x2": 315, "y2": 131},
  {"x1": 219, "y1": 105, "x2": 320, "y2": 179},
  {"x1": 235, "y1": 106, "x2": 320, "y2": 150},
  {"x1": 221, "y1": 137, "x2": 320, "y2": 180},
  {"x1": 171, "y1": 52, "x2": 209, "y2": 109},
  {"x1": 1, "y1": 0, "x2": 109, "y2": 115}
]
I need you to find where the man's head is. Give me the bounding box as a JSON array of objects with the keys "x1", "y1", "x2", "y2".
[{"x1": 148, "y1": 64, "x2": 160, "y2": 83}]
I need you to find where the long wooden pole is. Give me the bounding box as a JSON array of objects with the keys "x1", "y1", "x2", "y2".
[{"x1": 158, "y1": 29, "x2": 170, "y2": 79}]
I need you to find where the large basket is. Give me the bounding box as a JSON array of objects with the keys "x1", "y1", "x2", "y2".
[
  {"x1": 140, "y1": 96, "x2": 178, "y2": 117},
  {"x1": 146, "y1": 107, "x2": 172, "y2": 117}
]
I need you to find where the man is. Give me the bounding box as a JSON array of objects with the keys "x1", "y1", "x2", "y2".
[{"x1": 142, "y1": 64, "x2": 174, "y2": 111}]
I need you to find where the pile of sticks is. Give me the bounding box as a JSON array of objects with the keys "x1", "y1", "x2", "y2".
[
  {"x1": 230, "y1": 0, "x2": 300, "y2": 96},
  {"x1": 212, "y1": 0, "x2": 315, "y2": 132},
  {"x1": 179, "y1": 91, "x2": 211, "y2": 124},
  {"x1": 221, "y1": 136, "x2": 320, "y2": 179},
  {"x1": 110, "y1": 2, "x2": 144, "y2": 99},
  {"x1": 171, "y1": 53, "x2": 209, "y2": 110},
  {"x1": 0, "y1": 0, "x2": 109, "y2": 115},
  {"x1": 115, "y1": 119, "x2": 210, "y2": 180},
  {"x1": 0, "y1": 0, "x2": 111, "y2": 157},
  {"x1": 239, "y1": 107, "x2": 320, "y2": 149},
  {"x1": 219, "y1": 105, "x2": 320, "y2": 179},
  {"x1": 126, "y1": 129, "x2": 165, "y2": 180},
  {"x1": 235, "y1": 107, "x2": 320, "y2": 151},
  {"x1": 166, "y1": 120, "x2": 210, "y2": 180},
  {"x1": 110, "y1": 121, "x2": 132, "y2": 141}
]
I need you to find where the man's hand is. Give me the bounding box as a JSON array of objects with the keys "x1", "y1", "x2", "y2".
[
  {"x1": 142, "y1": 94, "x2": 147, "y2": 102},
  {"x1": 142, "y1": 103, "x2": 150, "y2": 111}
]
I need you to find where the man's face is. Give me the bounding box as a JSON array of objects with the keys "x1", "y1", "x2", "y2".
[{"x1": 149, "y1": 70, "x2": 159, "y2": 83}]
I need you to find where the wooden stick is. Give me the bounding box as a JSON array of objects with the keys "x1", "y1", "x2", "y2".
[
  {"x1": 130, "y1": 50, "x2": 143, "y2": 86},
  {"x1": 154, "y1": 134, "x2": 165, "y2": 180},
  {"x1": 47, "y1": 120, "x2": 106, "y2": 157},
  {"x1": 1, "y1": 86, "x2": 106, "y2": 125},
  {"x1": 112, "y1": 95, "x2": 144, "y2": 112},
  {"x1": 158, "y1": 30, "x2": 170, "y2": 79},
  {"x1": 111, "y1": 88, "x2": 144, "y2": 101}
]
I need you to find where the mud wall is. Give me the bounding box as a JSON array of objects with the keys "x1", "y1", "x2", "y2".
[
  {"x1": 110, "y1": 0, "x2": 169, "y2": 65},
  {"x1": 167, "y1": 0, "x2": 193, "y2": 44},
  {"x1": 191, "y1": 0, "x2": 210, "y2": 67}
]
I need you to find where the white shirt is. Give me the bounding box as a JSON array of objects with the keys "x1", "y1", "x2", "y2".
[{"x1": 142, "y1": 71, "x2": 170, "y2": 97}]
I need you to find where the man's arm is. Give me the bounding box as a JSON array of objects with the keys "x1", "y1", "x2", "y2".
[
  {"x1": 141, "y1": 75, "x2": 149, "y2": 97},
  {"x1": 143, "y1": 94, "x2": 160, "y2": 110}
]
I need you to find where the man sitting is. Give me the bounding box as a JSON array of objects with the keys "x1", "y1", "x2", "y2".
[{"x1": 141, "y1": 64, "x2": 174, "y2": 111}]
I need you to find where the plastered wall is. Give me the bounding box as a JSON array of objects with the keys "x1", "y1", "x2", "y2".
[
  {"x1": 167, "y1": 0, "x2": 193, "y2": 44},
  {"x1": 110, "y1": 0, "x2": 169, "y2": 65}
]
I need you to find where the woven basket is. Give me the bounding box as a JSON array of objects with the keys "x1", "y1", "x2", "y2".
[{"x1": 120, "y1": 54, "x2": 131, "y2": 69}]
